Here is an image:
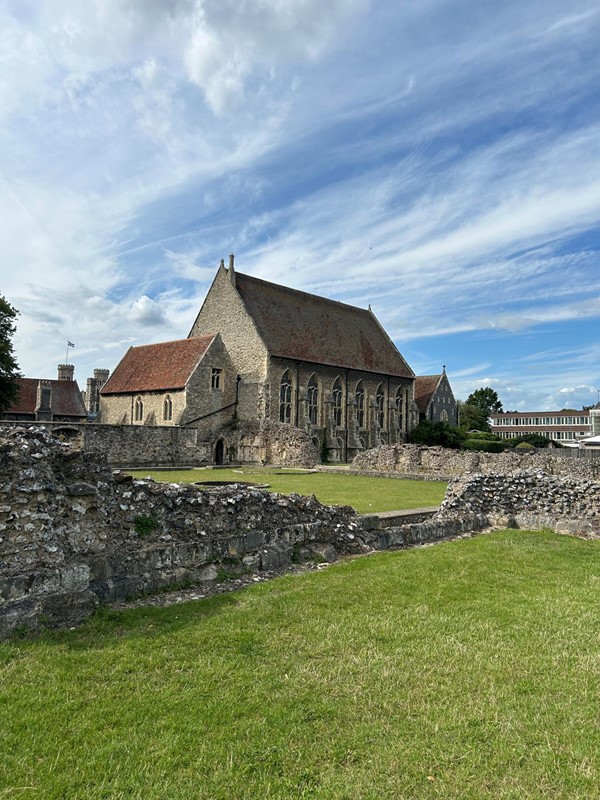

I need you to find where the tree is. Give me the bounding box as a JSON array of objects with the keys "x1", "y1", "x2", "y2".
[
  {"x1": 0, "y1": 295, "x2": 21, "y2": 413},
  {"x1": 465, "y1": 387, "x2": 503, "y2": 416},
  {"x1": 409, "y1": 420, "x2": 465, "y2": 449},
  {"x1": 457, "y1": 401, "x2": 490, "y2": 432}
]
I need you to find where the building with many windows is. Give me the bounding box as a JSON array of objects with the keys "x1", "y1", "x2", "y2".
[
  {"x1": 490, "y1": 409, "x2": 593, "y2": 443},
  {"x1": 99, "y1": 256, "x2": 449, "y2": 461}
]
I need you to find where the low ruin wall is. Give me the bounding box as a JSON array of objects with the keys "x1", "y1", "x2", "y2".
[
  {"x1": 440, "y1": 471, "x2": 600, "y2": 536},
  {"x1": 352, "y1": 443, "x2": 600, "y2": 481},
  {"x1": 0, "y1": 420, "x2": 319, "y2": 469},
  {"x1": 2, "y1": 426, "x2": 600, "y2": 638}
]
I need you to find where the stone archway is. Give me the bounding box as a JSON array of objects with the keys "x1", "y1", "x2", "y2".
[{"x1": 215, "y1": 439, "x2": 225, "y2": 465}]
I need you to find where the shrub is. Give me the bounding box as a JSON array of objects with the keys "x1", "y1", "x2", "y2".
[
  {"x1": 462, "y1": 439, "x2": 505, "y2": 453},
  {"x1": 409, "y1": 421, "x2": 465, "y2": 449},
  {"x1": 507, "y1": 434, "x2": 551, "y2": 449}
]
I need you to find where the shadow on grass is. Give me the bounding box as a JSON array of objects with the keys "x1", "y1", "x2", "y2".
[{"x1": 7, "y1": 589, "x2": 246, "y2": 653}]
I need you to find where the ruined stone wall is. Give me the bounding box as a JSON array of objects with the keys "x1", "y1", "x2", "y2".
[
  {"x1": 3, "y1": 427, "x2": 600, "y2": 638},
  {"x1": 439, "y1": 471, "x2": 600, "y2": 536},
  {"x1": 82, "y1": 424, "x2": 213, "y2": 467},
  {"x1": 352, "y1": 444, "x2": 600, "y2": 481},
  {"x1": 0, "y1": 427, "x2": 341, "y2": 636}
]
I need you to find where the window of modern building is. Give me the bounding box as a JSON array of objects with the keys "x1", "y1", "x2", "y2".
[
  {"x1": 163, "y1": 395, "x2": 172, "y2": 421},
  {"x1": 355, "y1": 381, "x2": 365, "y2": 428},
  {"x1": 307, "y1": 374, "x2": 319, "y2": 425},
  {"x1": 211, "y1": 368, "x2": 222, "y2": 389},
  {"x1": 279, "y1": 370, "x2": 292, "y2": 423},
  {"x1": 332, "y1": 377, "x2": 343, "y2": 427},
  {"x1": 134, "y1": 396, "x2": 143, "y2": 422}
]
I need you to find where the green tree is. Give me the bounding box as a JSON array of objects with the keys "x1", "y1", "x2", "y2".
[
  {"x1": 465, "y1": 387, "x2": 503, "y2": 416},
  {"x1": 457, "y1": 401, "x2": 490, "y2": 432},
  {"x1": 0, "y1": 295, "x2": 21, "y2": 413},
  {"x1": 409, "y1": 420, "x2": 465, "y2": 449}
]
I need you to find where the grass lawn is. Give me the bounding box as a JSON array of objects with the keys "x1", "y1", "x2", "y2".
[
  {"x1": 2, "y1": 530, "x2": 600, "y2": 799},
  {"x1": 127, "y1": 467, "x2": 447, "y2": 514}
]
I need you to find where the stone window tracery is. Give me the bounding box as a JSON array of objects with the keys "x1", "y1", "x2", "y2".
[
  {"x1": 279, "y1": 370, "x2": 292, "y2": 424},
  {"x1": 355, "y1": 381, "x2": 365, "y2": 428},
  {"x1": 163, "y1": 395, "x2": 173, "y2": 422},
  {"x1": 134, "y1": 396, "x2": 144, "y2": 422},
  {"x1": 395, "y1": 386, "x2": 404, "y2": 429},
  {"x1": 332, "y1": 377, "x2": 342, "y2": 427},
  {"x1": 376, "y1": 383, "x2": 385, "y2": 428},
  {"x1": 308, "y1": 374, "x2": 319, "y2": 425}
]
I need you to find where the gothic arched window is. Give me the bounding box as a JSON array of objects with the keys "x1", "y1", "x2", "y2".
[
  {"x1": 163, "y1": 394, "x2": 173, "y2": 422},
  {"x1": 376, "y1": 384, "x2": 385, "y2": 428},
  {"x1": 395, "y1": 386, "x2": 404, "y2": 428},
  {"x1": 134, "y1": 396, "x2": 144, "y2": 422},
  {"x1": 355, "y1": 381, "x2": 365, "y2": 428},
  {"x1": 332, "y1": 377, "x2": 343, "y2": 427},
  {"x1": 307, "y1": 374, "x2": 319, "y2": 425},
  {"x1": 279, "y1": 370, "x2": 292, "y2": 424}
]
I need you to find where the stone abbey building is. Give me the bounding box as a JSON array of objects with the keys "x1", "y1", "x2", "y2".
[{"x1": 100, "y1": 256, "x2": 437, "y2": 462}]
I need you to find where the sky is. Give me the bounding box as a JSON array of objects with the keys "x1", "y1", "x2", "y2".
[{"x1": 1, "y1": 0, "x2": 599, "y2": 412}]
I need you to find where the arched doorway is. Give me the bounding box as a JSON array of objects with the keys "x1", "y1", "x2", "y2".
[{"x1": 215, "y1": 439, "x2": 225, "y2": 465}]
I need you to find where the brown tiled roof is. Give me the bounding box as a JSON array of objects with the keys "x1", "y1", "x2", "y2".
[
  {"x1": 234, "y1": 272, "x2": 414, "y2": 378},
  {"x1": 101, "y1": 336, "x2": 215, "y2": 395},
  {"x1": 414, "y1": 375, "x2": 441, "y2": 413},
  {"x1": 7, "y1": 378, "x2": 87, "y2": 418}
]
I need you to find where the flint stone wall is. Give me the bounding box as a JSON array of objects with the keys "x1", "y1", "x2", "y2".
[
  {"x1": 352, "y1": 444, "x2": 600, "y2": 481},
  {"x1": 440, "y1": 471, "x2": 600, "y2": 536},
  {"x1": 0, "y1": 427, "x2": 349, "y2": 637},
  {"x1": 0, "y1": 420, "x2": 318, "y2": 469},
  {"x1": 3, "y1": 426, "x2": 600, "y2": 638}
]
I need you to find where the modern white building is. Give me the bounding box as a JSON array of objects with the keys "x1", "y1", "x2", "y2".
[{"x1": 490, "y1": 408, "x2": 595, "y2": 443}]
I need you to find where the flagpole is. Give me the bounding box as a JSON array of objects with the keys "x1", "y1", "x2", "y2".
[{"x1": 65, "y1": 342, "x2": 68, "y2": 364}]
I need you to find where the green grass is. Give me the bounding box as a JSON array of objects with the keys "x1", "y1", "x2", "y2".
[
  {"x1": 3, "y1": 530, "x2": 600, "y2": 798},
  {"x1": 127, "y1": 468, "x2": 447, "y2": 513}
]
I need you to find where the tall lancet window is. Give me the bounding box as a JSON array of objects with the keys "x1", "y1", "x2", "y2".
[
  {"x1": 376, "y1": 384, "x2": 385, "y2": 428},
  {"x1": 307, "y1": 374, "x2": 319, "y2": 425},
  {"x1": 355, "y1": 381, "x2": 365, "y2": 428},
  {"x1": 332, "y1": 377, "x2": 343, "y2": 426},
  {"x1": 279, "y1": 370, "x2": 292, "y2": 424}
]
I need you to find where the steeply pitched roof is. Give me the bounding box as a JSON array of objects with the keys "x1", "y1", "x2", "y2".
[
  {"x1": 7, "y1": 378, "x2": 87, "y2": 418},
  {"x1": 414, "y1": 375, "x2": 442, "y2": 414},
  {"x1": 233, "y1": 271, "x2": 413, "y2": 378},
  {"x1": 101, "y1": 336, "x2": 215, "y2": 395}
]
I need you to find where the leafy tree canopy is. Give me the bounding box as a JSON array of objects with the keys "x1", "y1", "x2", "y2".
[
  {"x1": 0, "y1": 295, "x2": 21, "y2": 413},
  {"x1": 465, "y1": 387, "x2": 503, "y2": 416},
  {"x1": 457, "y1": 401, "x2": 490, "y2": 432},
  {"x1": 408, "y1": 420, "x2": 465, "y2": 449}
]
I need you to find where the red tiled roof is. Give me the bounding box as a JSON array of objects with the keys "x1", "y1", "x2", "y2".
[
  {"x1": 7, "y1": 378, "x2": 87, "y2": 418},
  {"x1": 234, "y1": 272, "x2": 414, "y2": 378},
  {"x1": 101, "y1": 336, "x2": 215, "y2": 395},
  {"x1": 414, "y1": 375, "x2": 441, "y2": 413}
]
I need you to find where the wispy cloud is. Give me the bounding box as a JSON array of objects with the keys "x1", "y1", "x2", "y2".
[{"x1": 1, "y1": 0, "x2": 599, "y2": 411}]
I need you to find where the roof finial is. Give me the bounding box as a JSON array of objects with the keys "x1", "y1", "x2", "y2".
[
  {"x1": 443, "y1": 364, "x2": 446, "y2": 372},
  {"x1": 219, "y1": 258, "x2": 225, "y2": 269}
]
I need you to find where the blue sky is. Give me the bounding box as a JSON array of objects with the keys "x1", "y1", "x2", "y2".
[{"x1": 1, "y1": 0, "x2": 599, "y2": 411}]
